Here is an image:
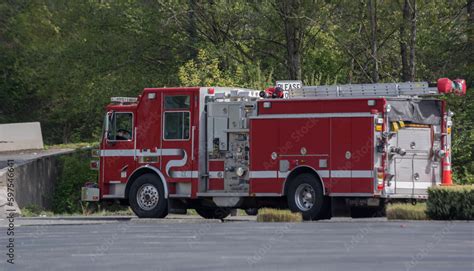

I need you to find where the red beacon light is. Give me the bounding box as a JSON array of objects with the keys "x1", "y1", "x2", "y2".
[
  {"x1": 437, "y1": 78, "x2": 467, "y2": 96},
  {"x1": 259, "y1": 86, "x2": 284, "y2": 99}
]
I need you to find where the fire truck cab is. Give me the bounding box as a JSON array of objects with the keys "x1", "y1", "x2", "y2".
[{"x1": 82, "y1": 79, "x2": 466, "y2": 220}]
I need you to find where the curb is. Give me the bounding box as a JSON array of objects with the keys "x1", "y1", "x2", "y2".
[{"x1": 17, "y1": 216, "x2": 134, "y2": 221}]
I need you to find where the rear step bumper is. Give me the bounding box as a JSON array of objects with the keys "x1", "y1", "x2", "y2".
[{"x1": 383, "y1": 194, "x2": 428, "y2": 199}]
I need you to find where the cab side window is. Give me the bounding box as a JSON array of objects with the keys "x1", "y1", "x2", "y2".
[
  {"x1": 164, "y1": 112, "x2": 190, "y2": 140},
  {"x1": 163, "y1": 95, "x2": 190, "y2": 140},
  {"x1": 164, "y1": 95, "x2": 190, "y2": 109},
  {"x1": 108, "y1": 112, "x2": 133, "y2": 141}
]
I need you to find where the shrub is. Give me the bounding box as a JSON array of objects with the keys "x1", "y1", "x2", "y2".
[
  {"x1": 386, "y1": 203, "x2": 428, "y2": 220},
  {"x1": 52, "y1": 149, "x2": 97, "y2": 214},
  {"x1": 426, "y1": 185, "x2": 474, "y2": 220},
  {"x1": 256, "y1": 208, "x2": 302, "y2": 222}
]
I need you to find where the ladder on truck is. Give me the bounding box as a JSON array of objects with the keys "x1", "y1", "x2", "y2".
[{"x1": 289, "y1": 82, "x2": 438, "y2": 98}]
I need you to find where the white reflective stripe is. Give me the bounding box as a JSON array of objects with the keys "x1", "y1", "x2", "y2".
[
  {"x1": 161, "y1": 149, "x2": 183, "y2": 156},
  {"x1": 249, "y1": 171, "x2": 278, "y2": 178},
  {"x1": 100, "y1": 149, "x2": 135, "y2": 157},
  {"x1": 165, "y1": 150, "x2": 187, "y2": 176},
  {"x1": 351, "y1": 170, "x2": 374, "y2": 178},
  {"x1": 209, "y1": 171, "x2": 223, "y2": 178},
  {"x1": 413, "y1": 182, "x2": 433, "y2": 189},
  {"x1": 318, "y1": 170, "x2": 330, "y2": 178},
  {"x1": 265, "y1": 170, "x2": 365, "y2": 179},
  {"x1": 100, "y1": 148, "x2": 188, "y2": 178},
  {"x1": 331, "y1": 170, "x2": 351, "y2": 178},
  {"x1": 170, "y1": 171, "x2": 198, "y2": 178},
  {"x1": 331, "y1": 170, "x2": 373, "y2": 178},
  {"x1": 250, "y1": 112, "x2": 373, "y2": 120},
  {"x1": 396, "y1": 182, "x2": 433, "y2": 189},
  {"x1": 100, "y1": 148, "x2": 183, "y2": 157}
]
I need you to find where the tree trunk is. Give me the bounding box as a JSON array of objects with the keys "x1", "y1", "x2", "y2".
[
  {"x1": 279, "y1": 0, "x2": 303, "y2": 80},
  {"x1": 368, "y1": 0, "x2": 379, "y2": 82},
  {"x1": 62, "y1": 123, "x2": 71, "y2": 144},
  {"x1": 400, "y1": 0, "x2": 416, "y2": 82},
  {"x1": 408, "y1": 0, "x2": 416, "y2": 81},
  {"x1": 349, "y1": 2, "x2": 365, "y2": 83},
  {"x1": 187, "y1": 0, "x2": 198, "y2": 59},
  {"x1": 468, "y1": 0, "x2": 473, "y2": 46},
  {"x1": 400, "y1": 0, "x2": 410, "y2": 81}
]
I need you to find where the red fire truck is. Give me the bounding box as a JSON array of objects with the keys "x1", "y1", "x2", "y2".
[{"x1": 82, "y1": 78, "x2": 466, "y2": 220}]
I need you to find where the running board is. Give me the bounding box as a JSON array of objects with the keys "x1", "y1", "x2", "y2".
[{"x1": 197, "y1": 192, "x2": 249, "y2": 197}]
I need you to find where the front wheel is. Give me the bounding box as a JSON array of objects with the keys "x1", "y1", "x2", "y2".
[
  {"x1": 129, "y1": 173, "x2": 168, "y2": 218},
  {"x1": 287, "y1": 173, "x2": 327, "y2": 221}
]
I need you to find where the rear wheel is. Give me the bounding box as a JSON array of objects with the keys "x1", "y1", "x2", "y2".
[
  {"x1": 195, "y1": 207, "x2": 231, "y2": 219},
  {"x1": 129, "y1": 173, "x2": 168, "y2": 218},
  {"x1": 351, "y1": 201, "x2": 386, "y2": 218},
  {"x1": 244, "y1": 208, "x2": 258, "y2": 216},
  {"x1": 287, "y1": 173, "x2": 327, "y2": 221}
]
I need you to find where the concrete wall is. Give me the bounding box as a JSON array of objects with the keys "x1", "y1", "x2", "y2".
[
  {"x1": 0, "y1": 122, "x2": 44, "y2": 152},
  {"x1": 0, "y1": 150, "x2": 73, "y2": 216},
  {"x1": 15, "y1": 154, "x2": 62, "y2": 209}
]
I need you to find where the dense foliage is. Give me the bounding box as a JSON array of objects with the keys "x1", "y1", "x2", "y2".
[
  {"x1": 427, "y1": 185, "x2": 474, "y2": 220},
  {"x1": 1, "y1": 0, "x2": 473, "y2": 182},
  {"x1": 52, "y1": 149, "x2": 97, "y2": 213}
]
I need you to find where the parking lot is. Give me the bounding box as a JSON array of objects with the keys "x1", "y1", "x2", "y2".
[{"x1": 0, "y1": 216, "x2": 472, "y2": 271}]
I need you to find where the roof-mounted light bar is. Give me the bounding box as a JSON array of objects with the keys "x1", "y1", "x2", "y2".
[
  {"x1": 111, "y1": 97, "x2": 138, "y2": 103},
  {"x1": 437, "y1": 78, "x2": 467, "y2": 96}
]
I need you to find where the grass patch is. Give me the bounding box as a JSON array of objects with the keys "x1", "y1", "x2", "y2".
[
  {"x1": 20, "y1": 203, "x2": 133, "y2": 217},
  {"x1": 187, "y1": 209, "x2": 198, "y2": 216},
  {"x1": 87, "y1": 208, "x2": 133, "y2": 217},
  {"x1": 20, "y1": 205, "x2": 54, "y2": 217},
  {"x1": 386, "y1": 203, "x2": 428, "y2": 220},
  {"x1": 256, "y1": 208, "x2": 302, "y2": 222}
]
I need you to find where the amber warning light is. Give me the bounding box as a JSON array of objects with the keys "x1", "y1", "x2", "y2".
[{"x1": 437, "y1": 78, "x2": 467, "y2": 96}]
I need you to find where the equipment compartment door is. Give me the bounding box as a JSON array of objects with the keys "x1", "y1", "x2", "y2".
[
  {"x1": 330, "y1": 118, "x2": 352, "y2": 193},
  {"x1": 391, "y1": 127, "x2": 435, "y2": 196},
  {"x1": 351, "y1": 117, "x2": 374, "y2": 193}
]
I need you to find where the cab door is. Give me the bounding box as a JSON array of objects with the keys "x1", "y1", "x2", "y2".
[
  {"x1": 101, "y1": 111, "x2": 136, "y2": 197},
  {"x1": 160, "y1": 91, "x2": 198, "y2": 196}
]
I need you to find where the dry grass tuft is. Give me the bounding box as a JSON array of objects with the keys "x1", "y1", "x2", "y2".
[
  {"x1": 386, "y1": 203, "x2": 428, "y2": 220},
  {"x1": 256, "y1": 208, "x2": 302, "y2": 222}
]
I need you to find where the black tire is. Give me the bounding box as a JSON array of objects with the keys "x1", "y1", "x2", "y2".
[
  {"x1": 319, "y1": 196, "x2": 332, "y2": 220},
  {"x1": 195, "y1": 207, "x2": 231, "y2": 219},
  {"x1": 244, "y1": 208, "x2": 259, "y2": 216},
  {"x1": 129, "y1": 173, "x2": 168, "y2": 218},
  {"x1": 351, "y1": 201, "x2": 386, "y2": 218},
  {"x1": 287, "y1": 173, "x2": 327, "y2": 221}
]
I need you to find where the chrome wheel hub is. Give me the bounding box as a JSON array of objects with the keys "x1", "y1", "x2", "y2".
[
  {"x1": 137, "y1": 184, "x2": 159, "y2": 211},
  {"x1": 295, "y1": 183, "x2": 316, "y2": 211}
]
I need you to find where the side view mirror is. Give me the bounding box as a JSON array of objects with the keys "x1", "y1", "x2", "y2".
[{"x1": 105, "y1": 111, "x2": 115, "y2": 144}]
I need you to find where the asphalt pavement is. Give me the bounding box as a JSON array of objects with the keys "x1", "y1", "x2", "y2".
[{"x1": 0, "y1": 217, "x2": 471, "y2": 271}]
